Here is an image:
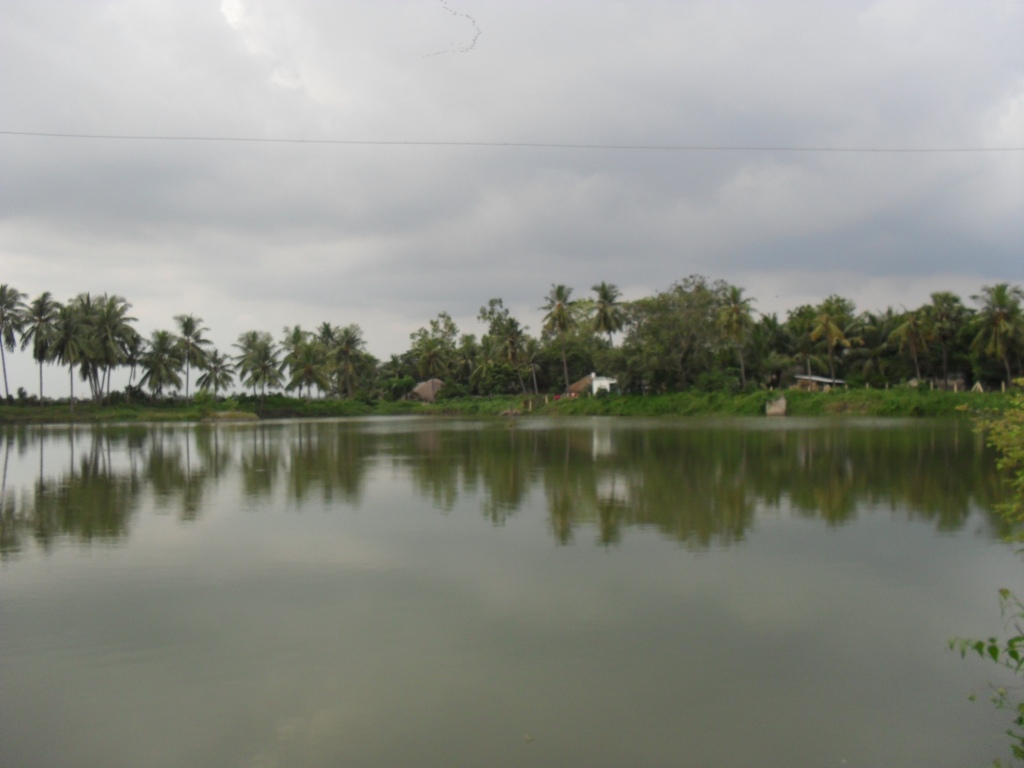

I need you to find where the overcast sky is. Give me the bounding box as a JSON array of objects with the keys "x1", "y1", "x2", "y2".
[{"x1": 2, "y1": 0, "x2": 1023, "y2": 394}]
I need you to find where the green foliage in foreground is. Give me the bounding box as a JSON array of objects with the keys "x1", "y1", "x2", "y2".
[
  {"x1": 0, "y1": 387, "x2": 1009, "y2": 424},
  {"x1": 952, "y1": 589, "x2": 1024, "y2": 767},
  {"x1": 982, "y1": 385, "x2": 1024, "y2": 528},
  {"x1": 952, "y1": 381, "x2": 1024, "y2": 766}
]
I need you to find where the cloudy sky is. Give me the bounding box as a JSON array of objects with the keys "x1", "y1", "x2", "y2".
[{"x1": 2, "y1": 0, "x2": 1023, "y2": 392}]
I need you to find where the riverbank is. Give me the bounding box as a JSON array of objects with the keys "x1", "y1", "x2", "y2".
[{"x1": 0, "y1": 387, "x2": 1010, "y2": 425}]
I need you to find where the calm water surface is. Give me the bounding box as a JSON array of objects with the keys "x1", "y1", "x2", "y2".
[{"x1": 0, "y1": 417, "x2": 1020, "y2": 767}]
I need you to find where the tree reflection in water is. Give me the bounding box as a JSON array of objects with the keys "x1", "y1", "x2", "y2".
[{"x1": 0, "y1": 418, "x2": 1008, "y2": 558}]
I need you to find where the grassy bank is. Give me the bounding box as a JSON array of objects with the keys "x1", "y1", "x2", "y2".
[
  {"x1": 533, "y1": 388, "x2": 1008, "y2": 418},
  {"x1": 0, "y1": 388, "x2": 1010, "y2": 425}
]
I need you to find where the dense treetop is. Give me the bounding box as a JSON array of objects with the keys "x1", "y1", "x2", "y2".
[{"x1": 0, "y1": 277, "x2": 1022, "y2": 405}]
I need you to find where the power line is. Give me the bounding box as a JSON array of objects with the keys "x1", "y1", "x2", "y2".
[{"x1": 1, "y1": 129, "x2": 1021, "y2": 153}]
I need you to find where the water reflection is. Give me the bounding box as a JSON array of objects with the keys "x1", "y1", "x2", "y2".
[{"x1": 0, "y1": 418, "x2": 1007, "y2": 558}]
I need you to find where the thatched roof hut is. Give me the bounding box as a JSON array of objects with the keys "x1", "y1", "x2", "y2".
[
  {"x1": 409, "y1": 378, "x2": 444, "y2": 403},
  {"x1": 567, "y1": 374, "x2": 594, "y2": 395},
  {"x1": 566, "y1": 372, "x2": 618, "y2": 396}
]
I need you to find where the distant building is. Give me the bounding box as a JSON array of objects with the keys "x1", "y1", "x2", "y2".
[
  {"x1": 567, "y1": 372, "x2": 618, "y2": 396},
  {"x1": 793, "y1": 374, "x2": 846, "y2": 391},
  {"x1": 409, "y1": 378, "x2": 444, "y2": 402}
]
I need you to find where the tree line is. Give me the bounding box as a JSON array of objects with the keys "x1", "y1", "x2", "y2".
[{"x1": 0, "y1": 277, "x2": 1022, "y2": 406}]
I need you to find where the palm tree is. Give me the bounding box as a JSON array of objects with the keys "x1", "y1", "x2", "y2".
[
  {"x1": 0, "y1": 284, "x2": 27, "y2": 399},
  {"x1": 233, "y1": 330, "x2": 263, "y2": 398},
  {"x1": 286, "y1": 339, "x2": 329, "y2": 399},
  {"x1": 316, "y1": 322, "x2": 339, "y2": 348},
  {"x1": 927, "y1": 291, "x2": 968, "y2": 386},
  {"x1": 849, "y1": 309, "x2": 898, "y2": 386},
  {"x1": 453, "y1": 334, "x2": 478, "y2": 389},
  {"x1": 497, "y1": 316, "x2": 529, "y2": 394},
  {"x1": 810, "y1": 296, "x2": 856, "y2": 382},
  {"x1": 592, "y1": 282, "x2": 625, "y2": 344},
  {"x1": 69, "y1": 292, "x2": 102, "y2": 400},
  {"x1": 542, "y1": 284, "x2": 577, "y2": 392},
  {"x1": 890, "y1": 308, "x2": 933, "y2": 381},
  {"x1": 332, "y1": 325, "x2": 368, "y2": 399},
  {"x1": 19, "y1": 291, "x2": 59, "y2": 401},
  {"x1": 414, "y1": 336, "x2": 448, "y2": 381},
  {"x1": 251, "y1": 341, "x2": 284, "y2": 403},
  {"x1": 174, "y1": 314, "x2": 212, "y2": 402},
  {"x1": 196, "y1": 349, "x2": 235, "y2": 397},
  {"x1": 470, "y1": 334, "x2": 500, "y2": 393},
  {"x1": 92, "y1": 294, "x2": 137, "y2": 400},
  {"x1": 972, "y1": 283, "x2": 1024, "y2": 387},
  {"x1": 523, "y1": 336, "x2": 543, "y2": 394},
  {"x1": 280, "y1": 325, "x2": 309, "y2": 360},
  {"x1": 786, "y1": 305, "x2": 824, "y2": 377},
  {"x1": 140, "y1": 330, "x2": 184, "y2": 397},
  {"x1": 50, "y1": 303, "x2": 89, "y2": 413},
  {"x1": 717, "y1": 285, "x2": 755, "y2": 388},
  {"x1": 123, "y1": 332, "x2": 145, "y2": 392},
  {"x1": 235, "y1": 332, "x2": 282, "y2": 404}
]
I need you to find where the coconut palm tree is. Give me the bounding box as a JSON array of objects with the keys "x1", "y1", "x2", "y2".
[
  {"x1": 174, "y1": 314, "x2": 212, "y2": 402},
  {"x1": 523, "y1": 336, "x2": 542, "y2": 394},
  {"x1": 123, "y1": 332, "x2": 145, "y2": 391},
  {"x1": 785, "y1": 304, "x2": 824, "y2": 377},
  {"x1": 452, "y1": 334, "x2": 478, "y2": 389},
  {"x1": 234, "y1": 332, "x2": 282, "y2": 403},
  {"x1": 717, "y1": 285, "x2": 755, "y2": 388},
  {"x1": 414, "y1": 336, "x2": 448, "y2": 381},
  {"x1": 542, "y1": 284, "x2": 577, "y2": 392},
  {"x1": 972, "y1": 283, "x2": 1024, "y2": 387},
  {"x1": 92, "y1": 294, "x2": 137, "y2": 400},
  {"x1": 233, "y1": 330, "x2": 262, "y2": 397},
  {"x1": 286, "y1": 339, "x2": 329, "y2": 400},
  {"x1": 50, "y1": 302, "x2": 89, "y2": 413},
  {"x1": 592, "y1": 282, "x2": 625, "y2": 344},
  {"x1": 470, "y1": 334, "x2": 500, "y2": 393},
  {"x1": 196, "y1": 349, "x2": 235, "y2": 398},
  {"x1": 316, "y1": 322, "x2": 339, "y2": 348},
  {"x1": 849, "y1": 309, "x2": 898, "y2": 386},
  {"x1": 927, "y1": 291, "x2": 968, "y2": 386},
  {"x1": 251, "y1": 342, "x2": 284, "y2": 404},
  {"x1": 810, "y1": 295, "x2": 856, "y2": 382},
  {"x1": 497, "y1": 316, "x2": 530, "y2": 394},
  {"x1": 68, "y1": 292, "x2": 103, "y2": 400},
  {"x1": 332, "y1": 324, "x2": 368, "y2": 399},
  {"x1": 0, "y1": 284, "x2": 27, "y2": 399},
  {"x1": 19, "y1": 291, "x2": 59, "y2": 401},
  {"x1": 140, "y1": 330, "x2": 184, "y2": 397},
  {"x1": 890, "y1": 308, "x2": 933, "y2": 381}
]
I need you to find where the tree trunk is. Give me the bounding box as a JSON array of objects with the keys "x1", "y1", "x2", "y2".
[
  {"x1": 515, "y1": 364, "x2": 527, "y2": 395},
  {"x1": 560, "y1": 344, "x2": 570, "y2": 392},
  {"x1": 1, "y1": 346, "x2": 9, "y2": 399}
]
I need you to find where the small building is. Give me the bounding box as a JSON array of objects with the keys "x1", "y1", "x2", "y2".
[
  {"x1": 567, "y1": 372, "x2": 618, "y2": 397},
  {"x1": 793, "y1": 374, "x2": 846, "y2": 391},
  {"x1": 409, "y1": 378, "x2": 444, "y2": 403}
]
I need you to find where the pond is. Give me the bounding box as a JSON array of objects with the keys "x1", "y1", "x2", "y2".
[{"x1": 0, "y1": 417, "x2": 1020, "y2": 767}]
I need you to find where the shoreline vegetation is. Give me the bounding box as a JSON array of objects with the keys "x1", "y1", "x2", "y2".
[
  {"x1": 0, "y1": 388, "x2": 1010, "y2": 425},
  {"x1": 2, "y1": 278, "x2": 1022, "y2": 425}
]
